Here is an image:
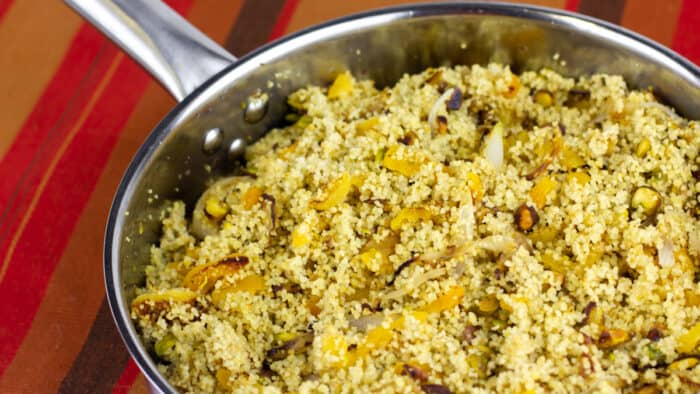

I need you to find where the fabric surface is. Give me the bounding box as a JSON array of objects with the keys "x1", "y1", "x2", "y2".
[{"x1": 0, "y1": 0, "x2": 697, "y2": 392}]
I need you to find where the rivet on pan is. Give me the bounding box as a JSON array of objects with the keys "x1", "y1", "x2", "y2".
[
  {"x1": 244, "y1": 91, "x2": 269, "y2": 123},
  {"x1": 228, "y1": 137, "x2": 247, "y2": 160},
  {"x1": 202, "y1": 128, "x2": 223, "y2": 154}
]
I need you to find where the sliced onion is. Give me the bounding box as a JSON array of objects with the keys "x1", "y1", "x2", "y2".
[
  {"x1": 475, "y1": 235, "x2": 517, "y2": 254},
  {"x1": 349, "y1": 313, "x2": 385, "y2": 332},
  {"x1": 415, "y1": 267, "x2": 447, "y2": 283},
  {"x1": 513, "y1": 232, "x2": 534, "y2": 254},
  {"x1": 384, "y1": 268, "x2": 446, "y2": 301},
  {"x1": 419, "y1": 249, "x2": 443, "y2": 263},
  {"x1": 428, "y1": 88, "x2": 454, "y2": 132},
  {"x1": 658, "y1": 238, "x2": 675, "y2": 268},
  {"x1": 459, "y1": 197, "x2": 476, "y2": 242},
  {"x1": 643, "y1": 101, "x2": 685, "y2": 124},
  {"x1": 484, "y1": 122, "x2": 504, "y2": 169},
  {"x1": 451, "y1": 262, "x2": 466, "y2": 278},
  {"x1": 421, "y1": 234, "x2": 515, "y2": 264},
  {"x1": 191, "y1": 176, "x2": 246, "y2": 239},
  {"x1": 383, "y1": 288, "x2": 409, "y2": 301}
]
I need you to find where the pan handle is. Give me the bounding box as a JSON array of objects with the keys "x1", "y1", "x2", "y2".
[{"x1": 64, "y1": 0, "x2": 237, "y2": 101}]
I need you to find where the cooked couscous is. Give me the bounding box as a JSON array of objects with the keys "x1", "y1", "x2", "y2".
[{"x1": 132, "y1": 64, "x2": 700, "y2": 393}]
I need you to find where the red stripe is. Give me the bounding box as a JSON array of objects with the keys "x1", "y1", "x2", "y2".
[
  {"x1": 111, "y1": 359, "x2": 141, "y2": 394},
  {"x1": 671, "y1": 0, "x2": 700, "y2": 65},
  {"x1": 0, "y1": 0, "x2": 193, "y2": 378},
  {"x1": 565, "y1": 0, "x2": 581, "y2": 11},
  {"x1": 0, "y1": 0, "x2": 13, "y2": 22},
  {"x1": 267, "y1": 0, "x2": 300, "y2": 41}
]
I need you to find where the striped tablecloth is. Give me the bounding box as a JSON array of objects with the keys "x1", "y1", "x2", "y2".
[{"x1": 0, "y1": 0, "x2": 697, "y2": 392}]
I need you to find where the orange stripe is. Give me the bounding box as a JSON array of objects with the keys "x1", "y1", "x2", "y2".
[
  {"x1": 0, "y1": 53, "x2": 124, "y2": 286},
  {"x1": 0, "y1": 0, "x2": 83, "y2": 158},
  {"x1": 188, "y1": 0, "x2": 244, "y2": 41},
  {"x1": 0, "y1": 1, "x2": 244, "y2": 390},
  {"x1": 285, "y1": 0, "x2": 564, "y2": 33},
  {"x1": 621, "y1": 0, "x2": 682, "y2": 46}
]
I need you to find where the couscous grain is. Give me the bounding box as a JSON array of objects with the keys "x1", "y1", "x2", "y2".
[{"x1": 132, "y1": 64, "x2": 700, "y2": 393}]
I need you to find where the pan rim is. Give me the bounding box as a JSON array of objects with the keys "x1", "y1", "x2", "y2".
[{"x1": 104, "y1": 2, "x2": 700, "y2": 392}]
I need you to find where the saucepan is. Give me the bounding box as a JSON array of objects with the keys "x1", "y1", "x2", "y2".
[{"x1": 64, "y1": 0, "x2": 700, "y2": 392}]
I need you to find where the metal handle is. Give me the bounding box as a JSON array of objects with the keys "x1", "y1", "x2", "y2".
[{"x1": 65, "y1": 0, "x2": 237, "y2": 101}]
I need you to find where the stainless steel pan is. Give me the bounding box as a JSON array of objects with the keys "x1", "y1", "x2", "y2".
[{"x1": 64, "y1": 1, "x2": 700, "y2": 392}]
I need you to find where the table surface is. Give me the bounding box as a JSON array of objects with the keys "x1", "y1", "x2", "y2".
[{"x1": 0, "y1": 0, "x2": 698, "y2": 392}]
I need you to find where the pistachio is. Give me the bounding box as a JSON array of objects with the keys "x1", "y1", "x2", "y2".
[
  {"x1": 515, "y1": 204, "x2": 539, "y2": 232},
  {"x1": 646, "y1": 344, "x2": 664, "y2": 363},
  {"x1": 491, "y1": 318, "x2": 507, "y2": 331},
  {"x1": 402, "y1": 363, "x2": 429, "y2": 382},
  {"x1": 287, "y1": 94, "x2": 305, "y2": 111},
  {"x1": 533, "y1": 89, "x2": 553, "y2": 107},
  {"x1": 646, "y1": 327, "x2": 663, "y2": 342},
  {"x1": 398, "y1": 131, "x2": 417, "y2": 146},
  {"x1": 191, "y1": 177, "x2": 249, "y2": 239},
  {"x1": 630, "y1": 186, "x2": 662, "y2": 218},
  {"x1": 477, "y1": 295, "x2": 499, "y2": 314},
  {"x1": 636, "y1": 137, "x2": 651, "y2": 158},
  {"x1": 154, "y1": 333, "x2": 177, "y2": 358},
  {"x1": 467, "y1": 353, "x2": 488, "y2": 378},
  {"x1": 565, "y1": 89, "x2": 591, "y2": 108},
  {"x1": 204, "y1": 198, "x2": 228, "y2": 219}
]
